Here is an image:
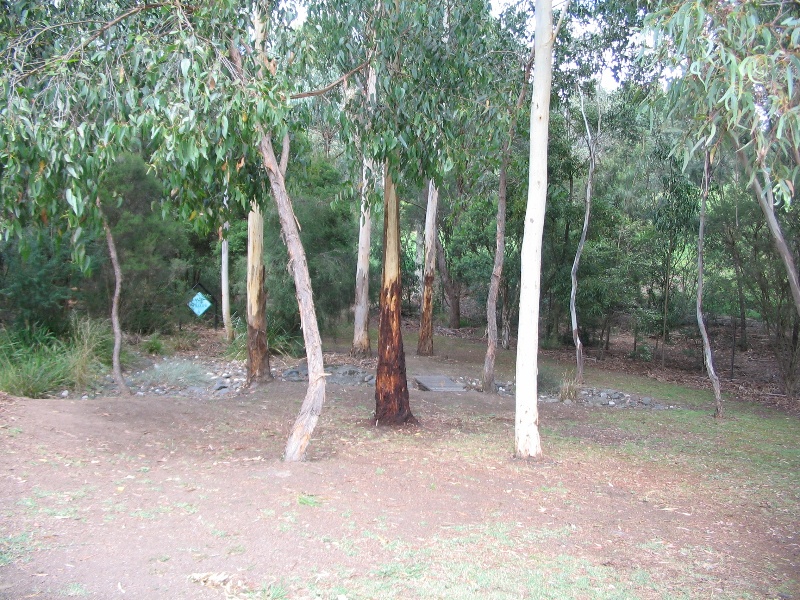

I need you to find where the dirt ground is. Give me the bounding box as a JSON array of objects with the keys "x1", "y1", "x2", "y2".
[{"x1": 0, "y1": 327, "x2": 798, "y2": 599}]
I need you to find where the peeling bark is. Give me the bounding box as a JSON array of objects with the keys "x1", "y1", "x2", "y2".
[
  {"x1": 375, "y1": 164, "x2": 416, "y2": 426},
  {"x1": 246, "y1": 205, "x2": 272, "y2": 385}
]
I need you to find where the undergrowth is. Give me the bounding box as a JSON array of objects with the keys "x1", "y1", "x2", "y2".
[
  {"x1": 0, "y1": 316, "x2": 112, "y2": 398},
  {"x1": 225, "y1": 315, "x2": 304, "y2": 360}
]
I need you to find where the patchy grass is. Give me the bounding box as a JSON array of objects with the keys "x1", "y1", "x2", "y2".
[
  {"x1": 130, "y1": 358, "x2": 207, "y2": 388},
  {"x1": 0, "y1": 532, "x2": 34, "y2": 566}
]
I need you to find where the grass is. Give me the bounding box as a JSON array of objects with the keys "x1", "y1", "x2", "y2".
[
  {"x1": 0, "y1": 532, "x2": 34, "y2": 566},
  {"x1": 0, "y1": 317, "x2": 113, "y2": 398}
]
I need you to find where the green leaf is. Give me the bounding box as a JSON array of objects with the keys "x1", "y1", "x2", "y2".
[{"x1": 180, "y1": 58, "x2": 191, "y2": 78}]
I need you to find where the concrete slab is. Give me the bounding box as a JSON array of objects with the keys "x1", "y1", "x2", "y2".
[{"x1": 414, "y1": 375, "x2": 465, "y2": 392}]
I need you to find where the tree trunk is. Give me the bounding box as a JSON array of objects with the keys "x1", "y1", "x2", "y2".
[
  {"x1": 483, "y1": 155, "x2": 508, "y2": 392},
  {"x1": 735, "y1": 145, "x2": 800, "y2": 322},
  {"x1": 257, "y1": 135, "x2": 326, "y2": 461},
  {"x1": 220, "y1": 222, "x2": 234, "y2": 342},
  {"x1": 246, "y1": 205, "x2": 272, "y2": 385},
  {"x1": 570, "y1": 94, "x2": 598, "y2": 385},
  {"x1": 661, "y1": 245, "x2": 672, "y2": 368},
  {"x1": 417, "y1": 180, "x2": 439, "y2": 356},
  {"x1": 733, "y1": 247, "x2": 748, "y2": 350},
  {"x1": 516, "y1": 0, "x2": 558, "y2": 459},
  {"x1": 436, "y1": 238, "x2": 460, "y2": 329},
  {"x1": 100, "y1": 208, "x2": 130, "y2": 396},
  {"x1": 501, "y1": 283, "x2": 514, "y2": 350},
  {"x1": 351, "y1": 64, "x2": 377, "y2": 358},
  {"x1": 696, "y1": 151, "x2": 724, "y2": 418},
  {"x1": 375, "y1": 164, "x2": 417, "y2": 425}
]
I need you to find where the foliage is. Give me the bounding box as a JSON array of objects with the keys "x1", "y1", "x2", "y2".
[{"x1": 0, "y1": 227, "x2": 84, "y2": 334}]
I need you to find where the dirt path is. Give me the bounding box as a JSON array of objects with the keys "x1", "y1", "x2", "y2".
[{"x1": 0, "y1": 336, "x2": 797, "y2": 599}]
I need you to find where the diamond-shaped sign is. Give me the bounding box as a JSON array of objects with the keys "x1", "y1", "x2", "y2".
[{"x1": 188, "y1": 292, "x2": 212, "y2": 317}]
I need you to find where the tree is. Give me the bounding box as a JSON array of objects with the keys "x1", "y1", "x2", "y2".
[
  {"x1": 646, "y1": 0, "x2": 800, "y2": 318},
  {"x1": 0, "y1": 1, "x2": 336, "y2": 459},
  {"x1": 695, "y1": 150, "x2": 724, "y2": 417},
  {"x1": 569, "y1": 91, "x2": 600, "y2": 384},
  {"x1": 515, "y1": 0, "x2": 567, "y2": 458}
]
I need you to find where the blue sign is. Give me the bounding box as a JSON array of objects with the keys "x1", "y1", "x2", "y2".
[{"x1": 188, "y1": 292, "x2": 212, "y2": 317}]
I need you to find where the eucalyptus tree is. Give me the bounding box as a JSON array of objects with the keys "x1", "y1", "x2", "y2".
[
  {"x1": 516, "y1": 0, "x2": 570, "y2": 458},
  {"x1": 0, "y1": 0, "x2": 342, "y2": 460},
  {"x1": 646, "y1": 0, "x2": 800, "y2": 318}
]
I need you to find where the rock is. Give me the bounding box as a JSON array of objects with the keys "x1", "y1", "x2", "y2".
[
  {"x1": 213, "y1": 379, "x2": 229, "y2": 391},
  {"x1": 600, "y1": 392, "x2": 608, "y2": 399},
  {"x1": 608, "y1": 400, "x2": 616, "y2": 406},
  {"x1": 641, "y1": 397, "x2": 652, "y2": 406},
  {"x1": 60, "y1": 390, "x2": 69, "y2": 398}
]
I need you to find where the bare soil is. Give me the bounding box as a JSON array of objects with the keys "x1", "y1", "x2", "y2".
[{"x1": 0, "y1": 326, "x2": 797, "y2": 599}]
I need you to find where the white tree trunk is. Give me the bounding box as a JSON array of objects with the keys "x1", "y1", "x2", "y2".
[
  {"x1": 516, "y1": 0, "x2": 558, "y2": 459},
  {"x1": 221, "y1": 221, "x2": 233, "y2": 342},
  {"x1": 351, "y1": 64, "x2": 377, "y2": 357},
  {"x1": 417, "y1": 180, "x2": 439, "y2": 356},
  {"x1": 257, "y1": 135, "x2": 327, "y2": 461}
]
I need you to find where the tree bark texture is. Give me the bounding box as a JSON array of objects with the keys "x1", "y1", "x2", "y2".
[
  {"x1": 516, "y1": 0, "x2": 558, "y2": 459},
  {"x1": 257, "y1": 135, "x2": 327, "y2": 461},
  {"x1": 735, "y1": 145, "x2": 800, "y2": 322},
  {"x1": 221, "y1": 222, "x2": 234, "y2": 342},
  {"x1": 100, "y1": 209, "x2": 130, "y2": 396},
  {"x1": 570, "y1": 93, "x2": 598, "y2": 385},
  {"x1": 696, "y1": 152, "x2": 724, "y2": 418},
  {"x1": 375, "y1": 164, "x2": 416, "y2": 425},
  {"x1": 417, "y1": 180, "x2": 439, "y2": 356},
  {"x1": 246, "y1": 205, "x2": 272, "y2": 384},
  {"x1": 351, "y1": 64, "x2": 377, "y2": 358},
  {"x1": 436, "y1": 238, "x2": 460, "y2": 329}
]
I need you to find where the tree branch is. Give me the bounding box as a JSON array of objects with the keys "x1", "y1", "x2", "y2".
[
  {"x1": 279, "y1": 132, "x2": 290, "y2": 177},
  {"x1": 290, "y1": 58, "x2": 371, "y2": 100}
]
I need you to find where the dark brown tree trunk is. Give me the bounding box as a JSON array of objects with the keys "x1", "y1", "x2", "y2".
[
  {"x1": 436, "y1": 238, "x2": 460, "y2": 329},
  {"x1": 246, "y1": 205, "x2": 272, "y2": 385},
  {"x1": 417, "y1": 181, "x2": 439, "y2": 356},
  {"x1": 696, "y1": 151, "x2": 724, "y2": 418},
  {"x1": 375, "y1": 164, "x2": 416, "y2": 425},
  {"x1": 257, "y1": 135, "x2": 327, "y2": 461},
  {"x1": 99, "y1": 207, "x2": 130, "y2": 396}
]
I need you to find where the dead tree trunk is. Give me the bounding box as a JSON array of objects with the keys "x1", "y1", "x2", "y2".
[
  {"x1": 258, "y1": 135, "x2": 327, "y2": 461},
  {"x1": 375, "y1": 164, "x2": 416, "y2": 425},
  {"x1": 696, "y1": 151, "x2": 724, "y2": 418},
  {"x1": 99, "y1": 206, "x2": 130, "y2": 396},
  {"x1": 246, "y1": 204, "x2": 272, "y2": 385},
  {"x1": 417, "y1": 180, "x2": 439, "y2": 356}
]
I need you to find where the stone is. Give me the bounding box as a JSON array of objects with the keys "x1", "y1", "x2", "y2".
[
  {"x1": 213, "y1": 379, "x2": 229, "y2": 391},
  {"x1": 415, "y1": 376, "x2": 465, "y2": 392},
  {"x1": 60, "y1": 390, "x2": 69, "y2": 398},
  {"x1": 641, "y1": 397, "x2": 652, "y2": 406}
]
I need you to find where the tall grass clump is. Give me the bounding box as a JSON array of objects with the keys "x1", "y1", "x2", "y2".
[
  {"x1": 0, "y1": 317, "x2": 112, "y2": 398},
  {"x1": 225, "y1": 316, "x2": 304, "y2": 361}
]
